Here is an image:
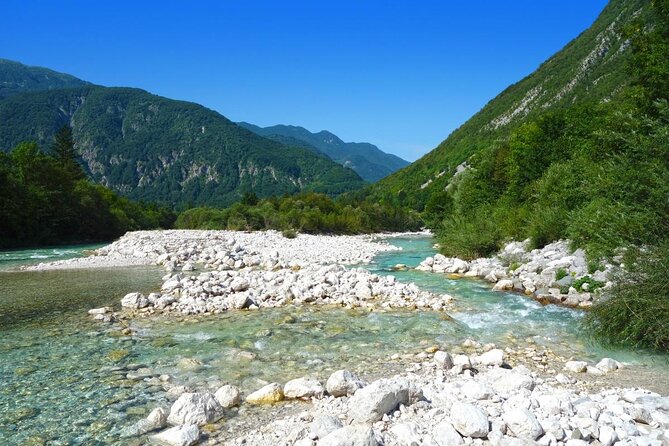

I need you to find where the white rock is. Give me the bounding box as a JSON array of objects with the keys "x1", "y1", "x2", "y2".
[
  {"x1": 450, "y1": 401, "x2": 490, "y2": 438},
  {"x1": 214, "y1": 385, "x2": 241, "y2": 408},
  {"x1": 167, "y1": 392, "x2": 222, "y2": 426},
  {"x1": 319, "y1": 425, "x2": 379, "y2": 446},
  {"x1": 433, "y1": 420, "x2": 464, "y2": 446},
  {"x1": 596, "y1": 358, "x2": 621, "y2": 373},
  {"x1": 152, "y1": 424, "x2": 200, "y2": 446},
  {"x1": 121, "y1": 292, "x2": 148, "y2": 309},
  {"x1": 349, "y1": 378, "x2": 422, "y2": 423},
  {"x1": 309, "y1": 415, "x2": 343, "y2": 440},
  {"x1": 389, "y1": 422, "x2": 421, "y2": 446},
  {"x1": 230, "y1": 277, "x2": 249, "y2": 292},
  {"x1": 493, "y1": 279, "x2": 514, "y2": 291},
  {"x1": 598, "y1": 425, "x2": 618, "y2": 446},
  {"x1": 326, "y1": 370, "x2": 365, "y2": 397},
  {"x1": 434, "y1": 351, "x2": 454, "y2": 370},
  {"x1": 88, "y1": 307, "x2": 112, "y2": 315},
  {"x1": 564, "y1": 361, "x2": 588, "y2": 373},
  {"x1": 245, "y1": 383, "x2": 284, "y2": 405},
  {"x1": 461, "y1": 380, "x2": 493, "y2": 400},
  {"x1": 284, "y1": 377, "x2": 325, "y2": 399},
  {"x1": 503, "y1": 408, "x2": 544, "y2": 440},
  {"x1": 477, "y1": 349, "x2": 504, "y2": 366}
]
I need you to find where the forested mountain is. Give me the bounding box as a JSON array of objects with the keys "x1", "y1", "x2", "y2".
[
  {"x1": 0, "y1": 65, "x2": 365, "y2": 208},
  {"x1": 238, "y1": 122, "x2": 409, "y2": 182},
  {"x1": 0, "y1": 58, "x2": 89, "y2": 99},
  {"x1": 371, "y1": 0, "x2": 649, "y2": 207}
]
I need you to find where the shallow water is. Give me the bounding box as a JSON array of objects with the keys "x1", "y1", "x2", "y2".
[
  {"x1": 0, "y1": 243, "x2": 104, "y2": 271},
  {"x1": 0, "y1": 236, "x2": 667, "y2": 445}
]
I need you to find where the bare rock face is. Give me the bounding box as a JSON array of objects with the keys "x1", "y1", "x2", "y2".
[
  {"x1": 326, "y1": 370, "x2": 365, "y2": 397},
  {"x1": 167, "y1": 392, "x2": 222, "y2": 426}
]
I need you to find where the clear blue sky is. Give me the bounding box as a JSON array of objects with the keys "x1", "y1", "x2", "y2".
[{"x1": 1, "y1": 1, "x2": 608, "y2": 161}]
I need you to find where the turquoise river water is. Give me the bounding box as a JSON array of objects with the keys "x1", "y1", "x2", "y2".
[{"x1": 0, "y1": 235, "x2": 667, "y2": 445}]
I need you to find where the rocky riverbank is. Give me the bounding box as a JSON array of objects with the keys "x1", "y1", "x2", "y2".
[
  {"x1": 416, "y1": 240, "x2": 616, "y2": 309},
  {"x1": 116, "y1": 343, "x2": 669, "y2": 446}
]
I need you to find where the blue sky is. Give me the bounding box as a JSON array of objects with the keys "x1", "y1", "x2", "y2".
[{"x1": 1, "y1": 1, "x2": 608, "y2": 161}]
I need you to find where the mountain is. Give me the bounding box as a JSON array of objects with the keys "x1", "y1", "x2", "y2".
[
  {"x1": 371, "y1": 0, "x2": 648, "y2": 207},
  {"x1": 0, "y1": 58, "x2": 89, "y2": 99},
  {"x1": 238, "y1": 122, "x2": 409, "y2": 182},
  {"x1": 0, "y1": 64, "x2": 365, "y2": 207}
]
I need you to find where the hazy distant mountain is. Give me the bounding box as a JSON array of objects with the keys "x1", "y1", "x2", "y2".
[
  {"x1": 238, "y1": 122, "x2": 409, "y2": 182},
  {"x1": 0, "y1": 60, "x2": 365, "y2": 207}
]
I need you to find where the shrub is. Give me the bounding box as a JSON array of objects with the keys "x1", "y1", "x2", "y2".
[
  {"x1": 572, "y1": 275, "x2": 605, "y2": 292},
  {"x1": 583, "y1": 241, "x2": 669, "y2": 351},
  {"x1": 555, "y1": 268, "x2": 568, "y2": 281},
  {"x1": 282, "y1": 228, "x2": 298, "y2": 239}
]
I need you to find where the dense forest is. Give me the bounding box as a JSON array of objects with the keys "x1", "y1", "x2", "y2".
[
  {"x1": 0, "y1": 127, "x2": 174, "y2": 248},
  {"x1": 176, "y1": 192, "x2": 422, "y2": 236}
]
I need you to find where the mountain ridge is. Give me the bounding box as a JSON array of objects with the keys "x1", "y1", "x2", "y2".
[{"x1": 238, "y1": 122, "x2": 409, "y2": 182}]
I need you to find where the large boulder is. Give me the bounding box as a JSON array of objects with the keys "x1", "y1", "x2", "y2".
[
  {"x1": 326, "y1": 370, "x2": 365, "y2": 397},
  {"x1": 319, "y1": 425, "x2": 379, "y2": 446},
  {"x1": 564, "y1": 361, "x2": 588, "y2": 373},
  {"x1": 167, "y1": 393, "x2": 222, "y2": 426},
  {"x1": 283, "y1": 377, "x2": 325, "y2": 399},
  {"x1": 434, "y1": 351, "x2": 454, "y2": 370},
  {"x1": 450, "y1": 402, "x2": 490, "y2": 438},
  {"x1": 503, "y1": 408, "x2": 544, "y2": 440},
  {"x1": 349, "y1": 378, "x2": 422, "y2": 423},
  {"x1": 596, "y1": 358, "x2": 621, "y2": 373},
  {"x1": 245, "y1": 383, "x2": 284, "y2": 405},
  {"x1": 476, "y1": 349, "x2": 504, "y2": 367},
  {"x1": 214, "y1": 385, "x2": 241, "y2": 408},
  {"x1": 152, "y1": 424, "x2": 200, "y2": 446},
  {"x1": 493, "y1": 280, "x2": 514, "y2": 291},
  {"x1": 121, "y1": 292, "x2": 149, "y2": 309},
  {"x1": 433, "y1": 421, "x2": 464, "y2": 446}
]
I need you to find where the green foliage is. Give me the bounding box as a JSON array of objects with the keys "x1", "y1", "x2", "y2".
[
  {"x1": 555, "y1": 268, "x2": 568, "y2": 281},
  {"x1": 0, "y1": 137, "x2": 174, "y2": 248},
  {"x1": 175, "y1": 192, "x2": 422, "y2": 235},
  {"x1": 572, "y1": 275, "x2": 605, "y2": 292},
  {"x1": 281, "y1": 228, "x2": 298, "y2": 239},
  {"x1": 584, "y1": 242, "x2": 669, "y2": 350},
  {"x1": 0, "y1": 83, "x2": 366, "y2": 208}
]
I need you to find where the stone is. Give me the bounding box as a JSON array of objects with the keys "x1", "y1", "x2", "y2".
[
  {"x1": 309, "y1": 415, "x2": 343, "y2": 440},
  {"x1": 284, "y1": 377, "x2": 325, "y2": 399},
  {"x1": 461, "y1": 380, "x2": 493, "y2": 400},
  {"x1": 214, "y1": 385, "x2": 241, "y2": 408},
  {"x1": 354, "y1": 281, "x2": 373, "y2": 300},
  {"x1": 596, "y1": 358, "x2": 621, "y2": 373},
  {"x1": 88, "y1": 307, "x2": 112, "y2": 315},
  {"x1": 349, "y1": 378, "x2": 422, "y2": 423},
  {"x1": 245, "y1": 383, "x2": 284, "y2": 405},
  {"x1": 390, "y1": 423, "x2": 421, "y2": 446},
  {"x1": 450, "y1": 401, "x2": 490, "y2": 438},
  {"x1": 503, "y1": 408, "x2": 544, "y2": 440},
  {"x1": 434, "y1": 351, "x2": 454, "y2": 370},
  {"x1": 319, "y1": 425, "x2": 379, "y2": 446},
  {"x1": 477, "y1": 348, "x2": 504, "y2": 366},
  {"x1": 326, "y1": 370, "x2": 365, "y2": 397},
  {"x1": 167, "y1": 393, "x2": 222, "y2": 426},
  {"x1": 486, "y1": 369, "x2": 534, "y2": 396},
  {"x1": 564, "y1": 361, "x2": 588, "y2": 373},
  {"x1": 152, "y1": 424, "x2": 199, "y2": 446},
  {"x1": 230, "y1": 277, "x2": 249, "y2": 292},
  {"x1": 177, "y1": 358, "x2": 203, "y2": 371},
  {"x1": 453, "y1": 354, "x2": 472, "y2": 370},
  {"x1": 120, "y1": 407, "x2": 168, "y2": 437},
  {"x1": 493, "y1": 279, "x2": 514, "y2": 291},
  {"x1": 433, "y1": 420, "x2": 464, "y2": 446},
  {"x1": 598, "y1": 425, "x2": 618, "y2": 446},
  {"x1": 121, "y1": 292, "x2": 148, "y2": 309}
]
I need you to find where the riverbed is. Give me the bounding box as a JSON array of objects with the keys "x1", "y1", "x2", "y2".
[{"x1": 0, "y1": 234, "x2": 667, "y2": 445}]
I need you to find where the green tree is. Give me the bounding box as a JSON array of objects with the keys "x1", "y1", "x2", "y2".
[{"x1": 51, "y1": 125, "x2": 85, "y2": 179}]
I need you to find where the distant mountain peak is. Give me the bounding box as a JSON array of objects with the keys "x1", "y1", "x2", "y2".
[{"x1": 238, "y1": 122, "x2": 409, "y2": 182}]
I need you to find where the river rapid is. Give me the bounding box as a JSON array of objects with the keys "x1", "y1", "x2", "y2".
[{"x1": 0, "y1": 235, "x2": 666, "y2": 445}]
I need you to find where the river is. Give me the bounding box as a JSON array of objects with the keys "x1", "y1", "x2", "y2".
[{"x1": 0, "y1": 235, "x2": 666, "y2": 445}]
